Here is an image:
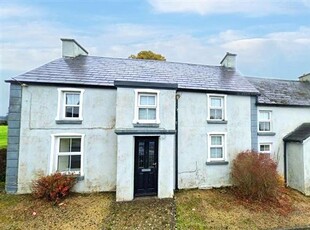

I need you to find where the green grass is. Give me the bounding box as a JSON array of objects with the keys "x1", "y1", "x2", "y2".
[{"x1": 0, "y1": 126, "x2": 7, "y2": 149}]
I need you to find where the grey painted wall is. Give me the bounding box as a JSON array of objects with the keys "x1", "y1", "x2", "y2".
[
  {"x1": 16, "y1": 85, "x2": 117, "y2": 193},
  {"x1": 5, "y1": 83, "x2": 22, "y2": 193},
  {"x1": 250, "y1": 96, "x2": 258, "y2": 151}
]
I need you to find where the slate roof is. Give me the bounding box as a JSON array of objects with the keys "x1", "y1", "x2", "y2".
[
  {"x1": 7, "y1": 55, "x2": 259, "y2": 95},
  {"x1": 246, "y1": 77, "x2": 310, "y2": 107},
  {"x1": 283, "y1": 123, "x2": 310, "y2": 142}
]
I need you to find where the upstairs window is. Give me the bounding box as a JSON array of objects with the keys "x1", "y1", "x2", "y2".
[
  {"x1": 207, "y1": 133, "x2": 226, "y2": 162},
  {"x1": 208, "y1": 94, "x2": 226, "y2": 121},
  {"x1": 134, "y1": 89, "x2": 160, "y2": 124},
  {"x1": 64, "y1": 92, "x2": 80, "y2": 118},
  {"x1": 56, "y1": 88, "x2": 84, "y2": 121},
  {"x1": 258, "y1": 110, "x2": 272, "y2": 132}
]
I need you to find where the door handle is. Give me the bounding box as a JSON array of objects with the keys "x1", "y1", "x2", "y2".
[{"x1": 153, "y1": 163, "x2": 157, "y2": 167}]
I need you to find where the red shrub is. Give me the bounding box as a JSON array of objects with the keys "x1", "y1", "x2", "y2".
[
  {"x1": 231, "y1": 150, "x2": 281, "y2": 201},
  {"x1": 32, "y1": 172, "x2": 77, "y2": 203}
]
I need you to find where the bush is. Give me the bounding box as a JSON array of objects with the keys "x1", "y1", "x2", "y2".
[
  {"x1": 32, "y1": 172, "x2": 77, "y2": 203},
  {"x1": 231, "y1": 150, "x2": 281, "y2": 201},
  {"x1": 0, "y1": 148, "x2": 6, "y2": 182}
]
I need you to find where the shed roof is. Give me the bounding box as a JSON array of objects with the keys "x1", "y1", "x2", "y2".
[
  {"x1": 6, "y1": 55, "x2": 259, "y2": 95},
  {"x1": 283, "y1": 123, "x2": 310, "y2": 142},
  {"x1": 246, "y1": 77, "x2": 310, "y2": 107}
]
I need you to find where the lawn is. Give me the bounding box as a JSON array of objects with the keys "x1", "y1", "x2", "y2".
[
  {"x1": 0, "y1": 125, "x2": 8, "y2": 149},
  {"x1": 0, "y1": 188, "x2": 310, "y2": 229},
  {"x1": 176, "y1": 188, "x2": 310, "y2": 229}
]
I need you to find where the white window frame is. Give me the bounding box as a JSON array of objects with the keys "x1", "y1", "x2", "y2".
[
  {"x1": 56, "y1": 88, "x2": 85, "y2": 121},
  {"x1": 50, "y1": 133, "x2": 85, "y2": 176},
  {"x1": 258, "y1": 110, "x2": 272, "y2": 132},
  {"x1": 207, "y1": 132, "x2": 227, "y2": 162},
  {"x1": 207, "y1": 94, "x2": 227, "y2": 121},
  {"x1": 133, "y1": 89, "x2": 160, "y2": 124},
  {"x1": 259, "y1": 143, "x2": 272, "y2": 154}
]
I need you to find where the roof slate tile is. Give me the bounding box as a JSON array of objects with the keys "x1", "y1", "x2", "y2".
[
  {"x1": 8, "y1": 55, "x2": 259, "y2": 95},
  {"x1": 246, "y1": 77, "x2": 310, "y2": 106}
]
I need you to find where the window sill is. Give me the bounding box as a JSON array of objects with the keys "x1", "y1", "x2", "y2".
[
  {"x1": 133, "y1": 123, "x2": 160, "y2": 128},
  {"x1": 207, "y1": 120, "x2": 227, "y2": 124},
  {"x1": 257, "y1": 132, "x2": 276, "y2": 136},
  {"x1": 76, "y1": 175, "x2": 84, "y2": 181},
  {"x1": 56, "y1": 120, "x2": 82, "y2": 124},
  {"x1": 206, "y1": 161, "x2": 229, "y2": 165}
]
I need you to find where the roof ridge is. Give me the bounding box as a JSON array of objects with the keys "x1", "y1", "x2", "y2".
[
  {"x1": 246, "y1": 76, "x2": 300, "y2": 82},
  {"x1": 85, "y1": 55, "x2": 224, "y2": 69}
]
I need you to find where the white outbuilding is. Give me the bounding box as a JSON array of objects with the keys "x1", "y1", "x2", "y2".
[{"x1": 284, "y1": 123, "x2": 310, "y2": 195}]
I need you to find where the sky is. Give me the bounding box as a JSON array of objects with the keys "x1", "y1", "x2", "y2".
[{"x1": 1, "y1": 0, "x2": 310, "y2": 116}]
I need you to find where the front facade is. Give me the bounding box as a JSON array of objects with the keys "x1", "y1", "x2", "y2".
[{"x1": 5, "y1": 39, "x2": 310, "y2": 201}]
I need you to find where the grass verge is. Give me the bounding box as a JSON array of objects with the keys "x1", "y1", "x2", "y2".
[
  {"x1": 0, "y1": 192, "x2": 114, "y2": 230},
  {"x1": 0, "y1": 125, "x2": 8, "y2": 149},
  {"x1": 176, "y1": 187, "x2": 310, "y2": 229}
]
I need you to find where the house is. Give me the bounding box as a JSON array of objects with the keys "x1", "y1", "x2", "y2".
[{"x1": 5, "y1": 39, "x2": 310, "y2": 201}]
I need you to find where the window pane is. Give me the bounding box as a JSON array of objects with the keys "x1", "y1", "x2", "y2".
[
  {"x1": 73, "y1": 107, "x2": 79, "y2": 117},
  {"x1": 259, "y1": 122, "x2": 270, "y2": 131},
  {"x1": 138, "y1": 142, "x2": 145, "y2": 167},
  {"x1": 211, "y1": 97, "x2": 222, "y2": 107},
  {"x1": 58, "y1": 155, "x2": 69, "y2": 171},
  {"x1": 65, "y1": 106, "x2": 79, "y2": 118},
  {"x1": 210, "y1": 147, "x2": 223, "y2": 158},
  {"x1": 59, "y1": 139, "x2": 70, "y2": 152},
  {"x1": 260, "y1": 145, "x2": 270, "y2": 152},
  {"x1": 71, "y1": 138, "x2": 81, "y2": 152},
  {"x1": 139, "y1": 108, "x2": 147, "y2": 120},
  {"x1": 211, "y1": 136, "x2": 222, "y2": 145},
  {"x1": 148, "y1": 141, "x2": 155, "y2": 167},
  {"x1": 259, "y1": 111, "x2": 270, "y2": 120},
  {"x1": 66, "y1": 93, "x2": 80, "y2": 105},
  {"x1": 140, "y1": 95, "x2": 155, "y2": 106},
  {"x1": 147, "y1": 109, "x2": 156, "y2": 120},
  {"x1": 70, "y1": 155, "x2": 81, "y2": 170},
  {"x1": 210, "y1": 109, "x2": 222, "y2": 119},
  {"x1": 139, "y1": 108, "x2": 156, "y2": 120}
]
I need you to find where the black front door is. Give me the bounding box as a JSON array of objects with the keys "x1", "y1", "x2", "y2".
[{"x1": 134, "y1": 137, "x2": 158, "y2": 197}]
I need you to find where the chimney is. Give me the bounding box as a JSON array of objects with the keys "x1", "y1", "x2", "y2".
[
  {"x1": 299, "y1": 73, "x2": 310, "y2": 82},
  {"x1": 61, "y1": 38, "x2": 88, "y2": 58},
  {"x1": 220, "y1": 52, "x2": 237, "y2": 68}
]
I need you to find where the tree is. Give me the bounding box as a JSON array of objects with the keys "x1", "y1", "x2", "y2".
[{"x1": 129, "y1": 50, "x2": 166, "y2": 61}]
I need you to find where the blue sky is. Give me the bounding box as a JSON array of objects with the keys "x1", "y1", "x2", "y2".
[{"x1": 1, "y1": 0, "x2": 310, "y2": 115}]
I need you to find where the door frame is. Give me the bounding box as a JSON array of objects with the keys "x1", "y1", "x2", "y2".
[{"x1": 134, "y1": 136, "x2": 159, "y2": 197}]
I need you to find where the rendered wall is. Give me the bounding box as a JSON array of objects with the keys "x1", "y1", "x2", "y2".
[
  {"x1": 17, "y1": 85, "x2": 117, "y2": 193},
  {"x1": 287, "y1": 142, "x2": 305, "y2": 193},
  {"x1": 177, "y1": 92, "x2": 252, "y2": 189},
  {"x1": 115, "y1": 87, "x2": 175, "y2": 201},
  {"x1": 257, "y1": 106, "x2": 310, "y2": 174},
  {"x1": 304, "y1": 138, "x2": 310, "y2": 195}
]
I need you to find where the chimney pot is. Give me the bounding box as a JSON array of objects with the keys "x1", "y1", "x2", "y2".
[
  {"x1": 220, "y1": 52, "x2": 237, "y2": 68},
  {"x1": 61, "y1": 38, "x2": 88, "y2": 58}
]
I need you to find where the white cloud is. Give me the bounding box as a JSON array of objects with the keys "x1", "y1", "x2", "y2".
[{"x1": 148, "y1": 0, "x2": 310, "y2": 15}]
